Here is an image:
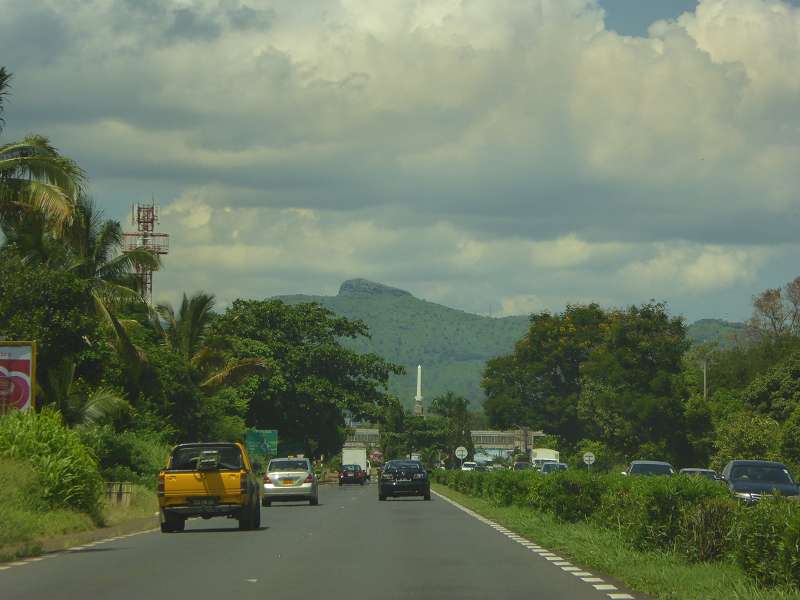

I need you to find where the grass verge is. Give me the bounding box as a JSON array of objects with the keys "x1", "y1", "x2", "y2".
[
  {"x1": 0, "y1": 459, "x2": 157, "y2": 562},
  {"x1": 432, "y1": 483, "x2": 800, "y2": 600}
]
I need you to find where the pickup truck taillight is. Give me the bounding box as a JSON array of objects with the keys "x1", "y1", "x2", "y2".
[
  {"x1": 157, "y1": 473, "x2": 165, "y2": 496},
  {"x1": 240, "y1": 473, "x2": 247, "y2": 494},
  {"x1": 304, "y1": 473, "x2": 314, "y2": 483}
]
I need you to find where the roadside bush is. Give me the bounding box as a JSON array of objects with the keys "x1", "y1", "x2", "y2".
[
  {"x1": 731, "y1": 498, "x2": 800, "y2": 588},
  {"x1": 545, "y1": 471, "x2": 607, "y2": 522},
  {"x1": 78, "y1": 425, "x2": 171, "y2": 488},
  {"x1": 676, "y1": 496, "x2": 738, "y2": 562},
  {"x1": 0, "y1": 409, "x2": 103, "y2": 519},
  {"x1": 596, "y1": 474, "x2": 729, "y2": 551}
]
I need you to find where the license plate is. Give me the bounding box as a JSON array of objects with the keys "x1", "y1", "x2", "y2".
[
  {"x1": 398, "y1": 478, "x2": 411, "y2": 482},
  {"x1": 190, "y1": 497, "x2": 215, "y2": 506},
  {"x1": 282, "y1": 479, "x2": 293, "y2": 485}
]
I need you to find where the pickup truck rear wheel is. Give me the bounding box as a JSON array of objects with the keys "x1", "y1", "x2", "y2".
[
  {"x1": 253, "y1": 505, "x2": 262, "y2": 529},
  {"x1": 161, "y1": 513, "x2": 185, "y2": 533}
]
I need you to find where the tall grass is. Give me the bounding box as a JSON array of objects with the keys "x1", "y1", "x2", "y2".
[{"x1": 0, "y1": 409, "x2": 103, "y2": 518}]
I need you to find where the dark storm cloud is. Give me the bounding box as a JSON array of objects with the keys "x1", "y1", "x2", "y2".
[{"x1": 166, "y1": 7, "x2": 222, "y2": 41}]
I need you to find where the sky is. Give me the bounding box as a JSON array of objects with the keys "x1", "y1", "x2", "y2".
[{"x1": 2, "y1": 0, "x2": 799, "y2": 323}]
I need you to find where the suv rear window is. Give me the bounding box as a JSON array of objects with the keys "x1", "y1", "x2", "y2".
[
  {"x1": 168, "y1": 445, "x2": 243, "y2": 471},
  {"x1": 630, "y1": 463, "x2": 673, "y2": 476}
]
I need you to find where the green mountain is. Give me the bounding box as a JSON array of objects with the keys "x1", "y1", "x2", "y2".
[
  {"x1": 686, "y1": 318, "x2": 747, "y2": 347},
  {"x1": 277, "y1": 279, "x2": 746, "y2": 409},
  {"x1": 277, "y1": 279, "x2": 529, "y2": 408}
]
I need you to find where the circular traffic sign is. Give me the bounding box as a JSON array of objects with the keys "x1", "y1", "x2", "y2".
[
  {"x1": 455, "y1": 446, "x2": 468, "y2": 460},
  {"x1": 583, "y1": 452, "x2": 596, "y2": 465}
]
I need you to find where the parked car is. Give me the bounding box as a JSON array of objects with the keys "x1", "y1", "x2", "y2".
[
  {"x1": 623, "y1": 460, "x2": 675, "y2": 476},
  {"x1": 379, "y1": 460, "x2": 431, "y2": 501},
  {"x1": 541, "y1": 462, "x2": 568, "y2": 474},
  {"x1": 158, "y1": 442, "x2": 261, "y2": 532},
  {"x1": 679, "y1": 468, "x2": 719, "y2": 480},
  {"x1": 722, "y1": 460, "x2": 800, "y2": 502},
  {"x1": 461, "y1": 461, "x2": 477, "y2": 471},
  {"x1": 263, "y1": 457, "x2": 319, "y2": 506},
  {"x1": 512, "y1": 461, "x2": 533, "y2": 471},
  {"x1": 339, "y1": 464, "x2": 367, "y2": 485}
]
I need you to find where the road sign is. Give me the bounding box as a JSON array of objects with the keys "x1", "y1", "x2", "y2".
[
  {"x1": 455, "y1": 446, "x2": 468, "y2": 460},
  {"x1": 244, "y1": 429, "x2": 278, "y2": 464},
  {"x1": 583, "y1": 452, "x2": 596, "y2": 466}
]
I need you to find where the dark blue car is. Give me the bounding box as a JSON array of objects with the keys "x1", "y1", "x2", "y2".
[{"x1": 721, "y1": 460, "x2": 799, "y2": 502}]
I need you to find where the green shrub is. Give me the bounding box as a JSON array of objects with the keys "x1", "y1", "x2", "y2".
[
  {"x1": 676, "y1": 496, "x2": 738, "y2": 562},
  {"x1": 731, "y1": 498, "x2": 800, "y2": 588},
  {"x1": 596, "y1": 475, "x2": 729, "y2": 551},
  {"x1": 78, "y1": 425, "x2": 171, "y2": 488},
  {"x1": 545, "y1": 471, "x2": 607, "y2": 522},
  {"x1": 0, "y1": 409, "x2": 103, "y2": 518}
]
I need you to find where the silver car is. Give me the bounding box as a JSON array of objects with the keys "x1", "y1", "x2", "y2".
[{"x1": 263, "y1": 458, "x2": 319, "y2": 506}]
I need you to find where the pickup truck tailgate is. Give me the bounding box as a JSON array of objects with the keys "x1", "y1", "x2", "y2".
[{"x1": 163, "y1": 471, "x2": 243, "y2": 503}]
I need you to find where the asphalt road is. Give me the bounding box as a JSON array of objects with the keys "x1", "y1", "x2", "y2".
[{"x1": 2, "y1": 484, "x2": 630, "y2": 600}]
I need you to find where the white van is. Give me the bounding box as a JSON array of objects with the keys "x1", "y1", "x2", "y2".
[{"x1": 461, "y1": 461, "x2": 477, "y2": 471}]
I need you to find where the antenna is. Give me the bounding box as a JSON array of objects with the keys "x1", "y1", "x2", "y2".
[{"x1": 123, "y1": 196, "x2": 170, "y2": 302}]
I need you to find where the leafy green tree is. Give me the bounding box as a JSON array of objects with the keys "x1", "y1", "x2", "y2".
[
  {"x1": 482, "y1": 304, "x2": 608, "y2": 442},
  {"x1": 211, "y1": 300, "x2": 403, "y2": 457},
  {"x1": 740, "y1": 353, "x2": 800, "y2": 422},
  {"x1": 0, "y1": 250, "x2": 96, "y2": 413},
  {"x1": 578, "y1": 303, "x2": 688, "y2": 461},
  {"x1": 780, "y1": 407, "x2": 800, "y2": 467},
  {"x1": 711, "y1": 412, "x2": 782, "y2": 471},
  {"x1": 430, "y1": 391, "x2": 474, "y2": 462}
]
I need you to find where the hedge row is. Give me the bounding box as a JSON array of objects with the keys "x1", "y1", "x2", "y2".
[{"x1": 432, "y1": 469, "x2": 800, "y2": 589}]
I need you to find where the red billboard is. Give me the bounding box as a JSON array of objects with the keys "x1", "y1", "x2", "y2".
[{"x1": 0, "y1": 342, "x2": 36, "y2": 413}]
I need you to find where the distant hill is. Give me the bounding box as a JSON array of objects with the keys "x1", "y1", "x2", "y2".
[
  {"x1": 277, "y1": 279, "x2": 529, "y2": 408},
  {"x1": 277, "y1": 280, "x2": 746, "y2": 408},
  {"x1": 686, "y1": 318, "x2": 747, "y2": 347}
]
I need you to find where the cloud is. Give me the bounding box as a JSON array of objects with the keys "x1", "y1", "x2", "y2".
[{"x1": 2, "y1": 0, "x2": 800, "y2": 319}]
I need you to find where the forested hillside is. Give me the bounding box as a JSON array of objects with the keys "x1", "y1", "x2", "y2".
[
  {"x1": 279, "y1": 280, "x2": 747, "y2": 408},
  {"x1": 278, "y1": 279, "x2": 528, "y2": 406}
]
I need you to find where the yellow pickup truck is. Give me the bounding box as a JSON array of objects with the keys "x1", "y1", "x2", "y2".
[{"x1": 157, "y1": 442, "x2": 262, "y2": 533}]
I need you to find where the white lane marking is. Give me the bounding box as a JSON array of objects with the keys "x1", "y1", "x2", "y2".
[
  {"x1": 8, "y1": 561, "x2": 29, "y2": 566},
  {"x1": 432, "y1": 490, "x2": 637, "y2": 598},
  {"x1": 0, "y1": 566, "x2": 10, "y2": 571},
  {"x1": 246, "y1": 579, "x2": 258, "y2": 583}
]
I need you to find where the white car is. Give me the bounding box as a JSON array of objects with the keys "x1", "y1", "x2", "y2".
[
  {"x1": 263, "y1": 458, "x2": 319, "y2": 506},
  {"x1": 461, "y1": 461, "x2": 477, "y2": 471}
]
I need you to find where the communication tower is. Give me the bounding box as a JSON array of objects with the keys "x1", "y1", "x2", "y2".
[{"x1": 123, "y1": 199, "x2": 169, "y2": 302}]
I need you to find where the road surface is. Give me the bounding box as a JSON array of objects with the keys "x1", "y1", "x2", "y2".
[{"x1": 2, "y1": 484, "x2": 634, "y2": 600}]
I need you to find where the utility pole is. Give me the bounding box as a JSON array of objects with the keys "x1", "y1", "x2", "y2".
[{"x1": 702, "y1": 358, "x2": 708, "y2": 402}]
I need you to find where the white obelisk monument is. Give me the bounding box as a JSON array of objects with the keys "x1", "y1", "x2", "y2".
[{"x1": 413, "y1": 364, "x2": 424, "y2": 417}]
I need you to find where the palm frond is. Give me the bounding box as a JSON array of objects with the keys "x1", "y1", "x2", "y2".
[
  {"x1": 97, "y1": 247, "x2": 160, "y2": 283},
  {"x1": 0, "y1": 135, "x2": 85, "y2": 195},
  {"x1": 200, "y1": 358, "x2": 272, "y2": 388},
  {"x1": 93, "y1": 291, "x2": 146, "y2": 369},
  {"x1": 80, "y1": 387, "x2": 130, "y2": 425},
  {"x1": 0, "y1": 178, "x2": 75, "y2": 228}
]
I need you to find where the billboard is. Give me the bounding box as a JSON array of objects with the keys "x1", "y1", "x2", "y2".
[
  {"x1": 244, "y1": 429, "x2": 278, "y2": 464},
  {"x1": 0, "y1": 342, "x2": 36, "y2": 413}
]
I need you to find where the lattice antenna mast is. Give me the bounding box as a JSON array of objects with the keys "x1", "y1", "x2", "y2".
[{"x1": 123, "y1": 197, "x2": 169, "y2": 302}]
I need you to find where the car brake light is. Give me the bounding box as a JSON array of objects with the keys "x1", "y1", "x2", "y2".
[
  {"x1": 157, "y1": 473, "x2": 165, "y2": 496},
  {"x1": 305, "y1": 473, "x2": 314, "y2": 483},
  {"x1": 263, "y1": 474, "x2": 272, "y2": 484}
]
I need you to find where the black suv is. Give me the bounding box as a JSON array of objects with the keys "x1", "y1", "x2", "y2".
[
  {"x1": 379, "y1": 460, "x2": 431, "y2": 501},
  {"x1": 722, "y1": 460, "x2": 799, "y2": 502}
]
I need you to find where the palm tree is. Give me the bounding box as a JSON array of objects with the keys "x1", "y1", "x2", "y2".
[
  {"x1": 0, "y1": 66, "x2": 10, "y2": 134},
  {"x1": 0, "y1": 66, "x2": 83, "y2": 229},
  {"x1": 155, "y1": 292, "x2": 271, "y2": 387}
]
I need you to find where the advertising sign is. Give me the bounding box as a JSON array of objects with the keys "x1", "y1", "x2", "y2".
[
  {"x1": 0, "y1": 342, "x2": 36, "y2": 413},
  {"x1": 244, "y1": 429, "x2": 278, "y2": 464}
]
